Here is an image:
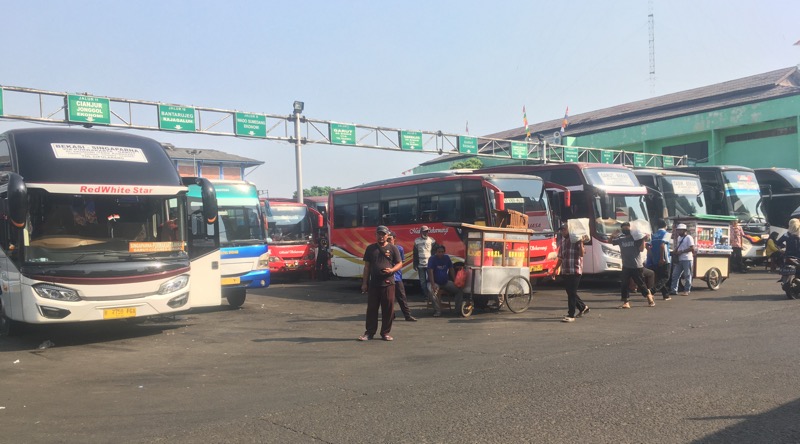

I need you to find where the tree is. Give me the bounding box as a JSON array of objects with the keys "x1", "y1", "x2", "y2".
[
  {"x1": 293, "y1": 186, "x2": 339, "y2": 200},
  {"x1": 450, "y1": 158, "x2": 483, "y2": 170}
]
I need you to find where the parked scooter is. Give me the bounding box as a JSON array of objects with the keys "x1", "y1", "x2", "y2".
[{"x1": 779, "y1": 256, "x2": 800, "y2": 300}]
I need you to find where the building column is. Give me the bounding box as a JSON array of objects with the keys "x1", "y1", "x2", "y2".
[{"x1": 709, "y1": 130, "x2": 718, "y2": 164}]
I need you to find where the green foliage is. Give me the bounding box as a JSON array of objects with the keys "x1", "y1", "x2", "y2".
[
  {"x1": 450, "y1": 158, "x2": 483, "y2": 170},
  {"x1": 293, "y1": 185, "x2": 339, "y2": 200}
]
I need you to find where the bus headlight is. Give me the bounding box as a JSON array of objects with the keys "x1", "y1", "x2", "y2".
[
  {"x1": 158, "y1": 275, "x2": 189, "y2": 295},
  {"x1": 33, "y1": 284, "x2": 81, "y2": 302},
  {"x1": 260, "y1": 252, "x2": 272, "y2": 269},
  {"x1": 601, "y1": 244, "x2": 621, "y2": 259}
]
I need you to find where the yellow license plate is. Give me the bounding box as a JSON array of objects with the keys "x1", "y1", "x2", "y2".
[
  {"x1": 221, "y1": 277, "x2": 241, "y2": 285},
  {"x1": 530, "y1": 264, "x2": 544, "y2": 272},
  {"x1": 103, "y1": 307, "x2": 137, "y2": 319}
]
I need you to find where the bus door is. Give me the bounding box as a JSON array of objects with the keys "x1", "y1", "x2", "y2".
[
  {"x1": 183, "y1": 178, "x2": 221, "y2": 308},
  {"x1": 545, "y1": 182, "x2": 570, "y2": 233}
]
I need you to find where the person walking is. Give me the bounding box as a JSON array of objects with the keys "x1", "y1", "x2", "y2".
[
  {"x1": 646, "y1": 219, "x2": 672, "y2": 300},
  {"x1": 427, "y1": 244, "x2": 463, "y2": 317},
  {"x1": 670, "y1": 223, "x2": 696, "y2": 296},
  {"x1": 612, "y1": 222, "x2": 655, "y2": 309},
  {"x1": 413, "y1": 225, "x2": 436, "y2": 302},
  {"x1": 730, "y1": 219, "x2": 747, "y2": 273},
  {"x1": 387, "y1": 231, "x2": 417, "y2": 322},
  {"x1": 358, "y1": 225, "x2": 403, "y2": 342},
  {"x1": 315, "y1": 237, "x2": 331, "y2": 281},
  {"x1": 552, "y1": 223, "x2": 589, "y2": 322}
]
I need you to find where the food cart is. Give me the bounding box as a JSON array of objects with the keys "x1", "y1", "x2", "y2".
[
  {"x1": 672, "y1": 215, "x2": 735, "y2": 290},
  {"x1": 443, "y1": 222, "x2": 533, "y2": 317}
]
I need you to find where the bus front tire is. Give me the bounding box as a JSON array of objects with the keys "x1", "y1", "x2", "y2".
[
  {"x1": 225, "y1": 288, "x2": 247, "y2": 308},
  {"x1": 0, "y1": 304, "x2": 22, "y2": 337}
]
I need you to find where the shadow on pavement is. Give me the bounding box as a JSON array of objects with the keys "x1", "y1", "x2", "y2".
[
  {"x1": 691, "y1": 397, "x2": 800, "y2": 443},
  {"x1": 252, "y1": 336, "x2": 357, "y2": 344}
]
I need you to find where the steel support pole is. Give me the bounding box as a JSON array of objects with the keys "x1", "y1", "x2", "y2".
[{"x1": 294, "y1": 111, "x2": 303, "y2": 203}]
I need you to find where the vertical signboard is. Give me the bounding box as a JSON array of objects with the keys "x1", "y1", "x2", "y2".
[
  {"x1": 399, "y1": 131, "x2": 423, "y2": 150},
  {"x1": 159, "y1": 105, "x2": 196, "y2": 132},
  {"x1": 235, "y1": 113, "x2": 267, "y2": 138},
  {"x1": 601, "y1": 150, "x2": 615, "y2": 164},
  {"x1": 510, "y1": 142, "x2": 528, "y2": 160},
  {"x1": 0, "y1": 88, "x2": 3, "y2": 116},
  {"x1": 329, "y1": 123, "x2": 356, "y2": 145},
  {"x1": 663, "y1": 156, "x2": 675, "y2": 167},
  {"x1": 634, "y1": 153, "x2": 646, "y2": 167},
  {"x1": 564, "y1": 147, "x2": 579, "y2": 163},
  {"x1": 67, "y1": 95, "x2": 111, "y2": 125},
  {"x1": 458, "y1": 136, "x2": 478, "y2": 154}
]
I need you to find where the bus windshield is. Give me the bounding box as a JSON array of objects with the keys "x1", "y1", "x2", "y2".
[
  {"x1": 662, "y1": 176, "x2": 706, "y2": 217},
  {"x1": 25, "y1": 192, "x2": 186, "y2": 264},
  {"x1": 722, "y1": 171, "x2": 764, "y2": 223},
  {"x1": 487, "y1": 177, "x2": 552, "y2": 233},
  {"x1": 218, "y1": 206, "x2": 264, "y2": 244},
  {"x1": 593, "y1": 194, "x2": 650, "y2": 237},
  {"x1": 267, "y1": 205, "x2": 312, "y2": 243}
]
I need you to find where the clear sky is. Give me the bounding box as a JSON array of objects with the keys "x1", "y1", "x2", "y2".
[{"x1": 1, "y1": 0, "x2": 798, "y2": 198}]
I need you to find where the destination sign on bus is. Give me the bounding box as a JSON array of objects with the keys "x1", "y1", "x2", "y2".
[
  {"x1": 597, "y1": 171, "x2": 635, "y2": 187},
  {"x1": 670, "y1": 179, "x2": 700, "y2": 195},
  {"x1": 51, "y1": 143, "x2": 148, "y2": 162}
]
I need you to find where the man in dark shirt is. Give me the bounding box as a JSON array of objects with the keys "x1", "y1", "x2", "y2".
[
  {"x1": 612, "y1": 222, "x2": 655, "y2": 309},
  {"x1": 359, "y1": 225, "x2": 403, "y2": 341},
  {"x1": 427, "y1": 244, "x2": 463, "y2": 317}
]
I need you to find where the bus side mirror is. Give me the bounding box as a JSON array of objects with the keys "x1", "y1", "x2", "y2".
[
  {"x1": 7, "y1": 173, "x2": 27, "y2": 228},
  {"x1": 696, "y1": 195, "x2": 704, "y2": 207},
  {"x1": 495, "y1": 191, "x2": 505, "y2": 211},
  {"x1": 317, "y1": 214, "x2": 324, "y2": 229}
]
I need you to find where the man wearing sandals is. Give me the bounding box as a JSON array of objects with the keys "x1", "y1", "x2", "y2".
[
  {"x1": 359, "y1": 225, "x2": 403, "y2": 342},
  {"x1": 552, "y1": 223, "x2": 590, "y2": 323},
  {"x1": 612, "y1": 222, "x2": 655, "y2": 309}
]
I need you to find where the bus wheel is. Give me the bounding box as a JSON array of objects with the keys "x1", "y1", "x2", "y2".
[{"x1": 225, "y1": 289, "x2": 247, "y2": 308}]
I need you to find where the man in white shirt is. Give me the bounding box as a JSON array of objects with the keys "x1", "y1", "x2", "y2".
[
  {"x1": 413, "y1": 225, "x2": 435, "y2": 302},
  {"x1": 670, "y1": 223, "x2": 696, "y2": 296}
]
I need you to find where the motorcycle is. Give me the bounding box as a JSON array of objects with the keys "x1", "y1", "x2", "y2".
[{"x1": 779, "y1": 256, "x2": 800, "y2": 300}]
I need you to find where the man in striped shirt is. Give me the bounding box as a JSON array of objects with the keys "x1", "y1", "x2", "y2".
[{"x1": 552, "y1": 224, "x2": 589, "y2": 323}]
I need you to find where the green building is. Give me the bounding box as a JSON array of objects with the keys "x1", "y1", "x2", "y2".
[{"x1": 415, "y1": 66, "x2": 800, "y2": 173}]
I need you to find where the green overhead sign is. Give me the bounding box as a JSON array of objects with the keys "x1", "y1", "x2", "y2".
[
  {"x1": 564, "y1": 147, "x2": 579, "y2": 163},
  {"x1": 399, "y1": 131, "x2": 423, "y2": 150},
  {"x1": 330, "y1": 123, "x2": 356, "y2": 145},
  {"x1": 0, "y1": 88, "x2": 3, "y2": 116},
  {"x1": 159, "y1": 105, "x2": 196, "y2": 132},
  {"x1": 458, "y1": 136, "x2": 478, "y2": 154},
  {"x1": 601, "y1": 150, "x2": 615, "y2": 164},
  {"x1": 511, "y1": 142, "x2": 528, "y2": 160},
  {"x1": 67, "y1": 95, "x2": 111, "y2": 125},
  {"x1": 634, "y1": 153, "x2": 646, "y2": 167},
  {"x1": 663, "y1": 156, "x2": 675, "y2": 167},
  {"x1": 235, "y1": 112, "x2": 267, "y2": 138}
]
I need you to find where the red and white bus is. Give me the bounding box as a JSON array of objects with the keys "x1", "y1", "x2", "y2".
[
  {"x1": 327, "y1": 171, "x2": 558, "y2": 280},
  {"x1": 480, "y1": 163, "x2": 650, "y2": 275},
  {"x1": 261, "y1": 198, "x2": 324, "y2": 276}
]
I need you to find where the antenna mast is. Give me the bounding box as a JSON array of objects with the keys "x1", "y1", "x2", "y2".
[{"x1": 648, "y1": 0, "x2": 656, "y2": 95}]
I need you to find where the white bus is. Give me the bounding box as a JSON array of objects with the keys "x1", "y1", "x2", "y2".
[{"x1": 0, "y1": 128, "x2": 221, "y2": 335}]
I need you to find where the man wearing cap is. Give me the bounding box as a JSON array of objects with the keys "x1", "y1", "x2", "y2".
[
  {"x1": 359, "y1": 225, "x2": 403, "y2": 341},
  {"x1": 670, "y1": 223, "x2": 695, "y2": 296},
  {"x1": 413, "y1": 225, "x2": 436, "y2": 304}
]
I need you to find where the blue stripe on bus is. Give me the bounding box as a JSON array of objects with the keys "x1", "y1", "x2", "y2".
[{"x1": 221, "y1": 245, "x2": 269, "y2": 258}]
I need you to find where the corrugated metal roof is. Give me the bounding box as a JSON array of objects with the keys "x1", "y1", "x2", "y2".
[
  {"x1": 162, "y1": 145, "x2": 264, "y2": 166},
  {"x1": 488, "y1": 66, "x2": 800, "y2": 140}
]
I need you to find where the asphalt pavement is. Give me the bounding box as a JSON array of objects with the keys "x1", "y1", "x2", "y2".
[{"x1": 1, "y1": 270, "x2": 799, "y2": 443}]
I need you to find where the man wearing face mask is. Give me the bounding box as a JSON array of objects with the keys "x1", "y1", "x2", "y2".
[{"x1": 612, "y1": 221, "x2": 655, "y2": 309}]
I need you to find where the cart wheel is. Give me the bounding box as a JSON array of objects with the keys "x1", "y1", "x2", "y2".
[
  {"x1": 705, "y1": 268, "x2": 722, "y2": 291},
  {"x1": 504, "y1": 276, "x2": 533, "y2": 313},
  {"x1": 458, "y1": 299, "x2": 474, "y2": 317}
]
